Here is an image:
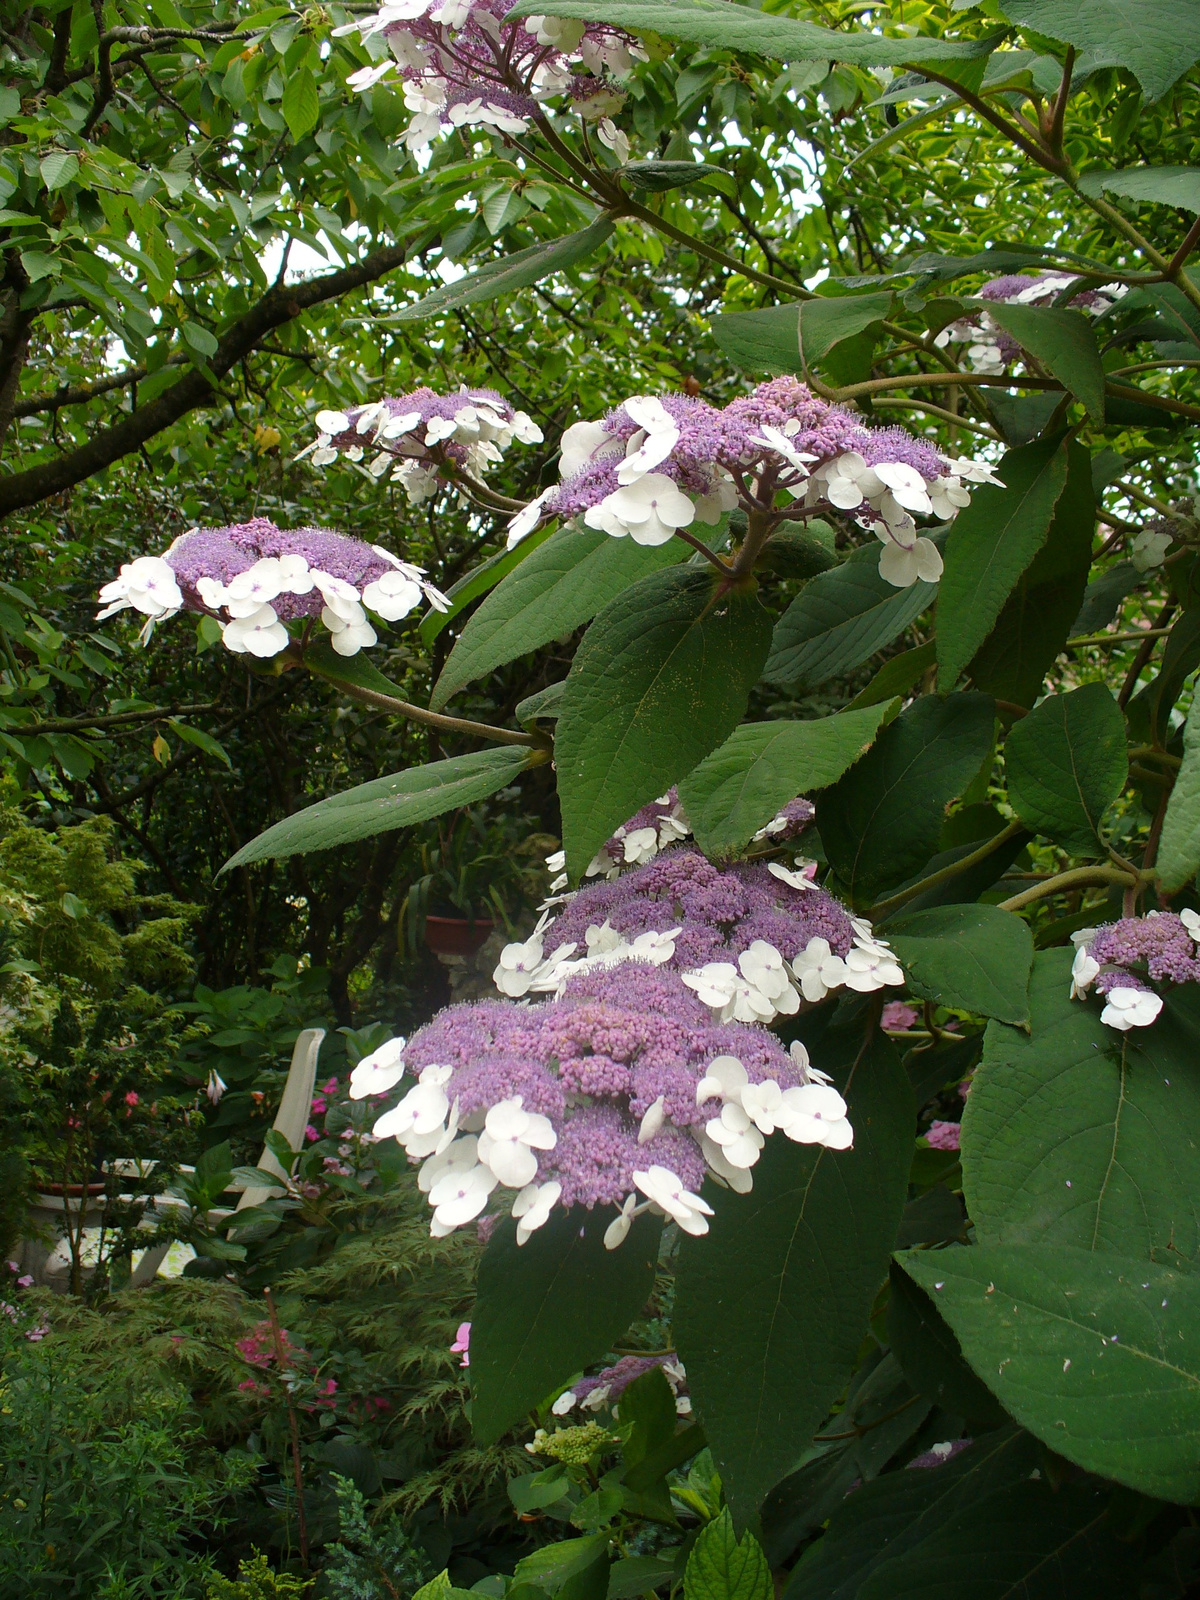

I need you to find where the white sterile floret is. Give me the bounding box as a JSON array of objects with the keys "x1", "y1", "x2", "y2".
[
  {"x1": 780, "y1": 1082, "x2": 853, "y2": 1148},
  {"x1": 584, "y1": 474, "x2": 696, "y2": 546},
  {"x1": 738, "y1": 941, "x2": 801, "y2": 1015},
  {"x1": 373, "y1": 1065, "x2": 453, "y2": 1150},
  {"x1": 704, "y1": 1100, "x2": 765, "y2": 1168},
  {"x1": 428, "y1": 1162, "x2": 497, "y2": 1235},
  {"x1": 347, "y1": 59, "x2": 396, "y2": 91},
  {"x1": 632, "y1": 1165, "x2": 715, "y2": 1236},
  {"x1": 637, "y1": 1095, "x2": 666, "y2": 1144},
  {"x1": 477, "y1": 1096, "x2": 558, "y2": 1188},
  {"x1": 695, "y1": 1053, "x2": 748, "y2": 1106},
  {"x1": 506, "y1": 487, "x2": 556, "y2": 549},
  {"x1": 617, "y1": 397, "x2": 680, "y2": 484},
  {"x1": 323, "y1": 608, "x2": 378, "y2": 657},
  {"x1": 699, "y1": 1133, "x2": 754, "y2": 1194},
  {"x1": 752, "y1": 424, "x2": 817, "y2": 478},
  {"x1": 596, "y1": 117, "x2": 631, "y2": 166},
  {"x1": 873, "y1": 461, "x2": 934, "y2": 516},
  {"x1": 512, "y1": 1179, "x2": 562, "y2": 1244},
  {"x1": 791, "y1": 936, "x2": 849, "y2": 1002},
  {"x1": 842, "y1": 933, "x2": 905, "y2": 992},
  {"x1": 603, "y1": 1192, "x2": 639, "y2": 1250},
  {"x1": 559, "y1": 418, "x2": 620, "y2": 478},
  {"x1": 622, "y1": 826, "x2": 661, "y2": 864},
  {"x1": 361, "y1": 568, "x2": 424, "y2": 620},
  {"x1": 493, "y1": 930, "x2": 579, "y2": 997},
  {"x1": 626, "y1": 928, "x2": 680, "y2": 965},
  {"x1": 1069, "y1": 944, "x2": 1100, "y2": 1000},
  {"x1": 768, "y1": 860, "x2": 819, "y2": 893},
  {"x1": 417, "y1": 1134, "x2": 478, "y2": 1194},
  {"x1": 877, "y1": 532, "x2": 943, "y2": 588},
  {"x1": 96, "y1": 556, "x2": 183, "y2": 621},
  {"x1": 524, "y1": 12, "x2": 586, "y2": 48},
  {"x1": 927, "y1": 474, "x2": 971, "y2": 520},
  {"x1": 788, "y1": 1037, "x2": 833, "y2": 1086},
  {"x1": 348, "y1": 1036, "x2": 407, "y2": 1098},
  {"x1": 739, "y1": 1078, "x2": 793, "y2": 1136},
  {"x1": 1132, "y1": 527, "x2": 1173, "y2": 572},
  {"x1": 1181, "y1": 908, "x2": 1200, "y2": 943},
  {"x1": 1099, "y1": 986, "x2": 1164, "y2": 1031},
  {"x1": 819, "y1": 451, "x2": 886, "y2": 510},
  {"x1": 222, "y1": 604, "x2": 290, "y2": 658},
  {"x1": 947, "y1": 456, "x2": 1004, "y2": 488}
]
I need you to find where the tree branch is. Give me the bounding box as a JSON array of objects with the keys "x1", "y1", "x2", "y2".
[{"x1": 0, "y1": 244, "x2": 416, "y2": 516}]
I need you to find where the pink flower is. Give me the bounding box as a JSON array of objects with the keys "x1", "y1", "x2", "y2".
[
  {"x1": 124, "y1": 1090, "x2": 140, "y2": 1106},
  {"x1": 310, "y1": 1096, "x2": 328, "y2": 1116},
  {"x1": 321, "y1": 1077, "x2": 339, "y2": 1093},
  {"x1": 450, "y1": 1322, "x2": 471, "y2": 1367},
  {"x1": 25, "y1": 1323, "x2": 49, "y2": 1342},
  {"x1": 881, "y1": 1001, "x2": 919, "y2": 1031},
  {"x1": 5, "y1": 1261, "x2": 17, "y2": 1273},
  {"x1": 926, "y1": 1120, "x2": 961, "y2": 1151},
  {"x1": 16, "y1": 1275, "x2": 32, "y2": 1289},
  {"x1": 305, "y1": 1123, "x2": 320, "y2": 1142}
]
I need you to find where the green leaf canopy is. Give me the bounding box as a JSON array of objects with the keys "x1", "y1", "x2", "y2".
[{"x1": 885, "y1": 903, "x2": 1033, "y2": 1024}]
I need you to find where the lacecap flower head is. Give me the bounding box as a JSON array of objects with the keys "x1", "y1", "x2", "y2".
[
  {"x1": 296, "y1": 386, "x2": 543, "y2": 505},
  {"x1": 363, "y1": 961, "x2": 855, "y2": 1248},
  {"x1": 935, "y1": 270, "x2": 1124, "y2": 375},
  {"x1": 96, "y1": 517, "x2": 447, "y2": 658},
  {"x1": 508, "y1": 379, "x2": 1002, "y2": 590},
  {"x1": 335, "y1": 0, "x2": 646, "y2": 152},
  {"x1": 1068, "y1": 909, "x2": 1200, "y2": 1031}
]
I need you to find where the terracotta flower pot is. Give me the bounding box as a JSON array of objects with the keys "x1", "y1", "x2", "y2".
[
  {"x1": 38, "y1": 1181, "x2": 107, "y2": 1199},
  {"x1": 423, "y1": 914, "x2": 495, "y2": 957}
]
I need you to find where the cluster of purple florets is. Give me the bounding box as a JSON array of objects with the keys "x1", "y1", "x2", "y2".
[
  {"x1": 1089, "y1": 911, "x2": 1200, "y2": 993},
  {"x1": 403, "y1": 963, "x2": 800, "y2": 1209},
  {"x1": 549, "y1": 850, "x2": 855, "y2": 972},
  {"x1": 166, "y1": 519, "x2": 391, "y2": 623}
]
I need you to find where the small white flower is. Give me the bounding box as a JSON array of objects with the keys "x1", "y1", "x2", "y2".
[
  {"x1": 947, "y1": 456, "x2": 1004, "y2": 488},
  {"x1": 927, "y1": 474, "x2": 972, "y2": 520},
  {"x1": 768, "y1": 860, "x2": 819, "y2": 894},
  {"x1": 877, "y1": 534, "x2": 943, "y2": 588},
  {"x1": 323, "y1": 606, "x2": 378, "y2": 656},
  {"x1": 604, "y1": 1192, "x2": 639, "y2": 1250},
  {"x1": 699, "y1": 1133, "x2": 754, "y2": 1193},
  {"x1": 222, "y1": 603, "x2": 290, "y2": 657},
  {"x1": 843, "y1": 936, "x2": 905, "y2": 992},
  {"x1": 347, "y1": 59, "x2": 396, "y2": 91},
  {"x1": 1069, "y1": 945, "x2": 1100, "y2": 1000},
  {"x1": 552, "y1": 1389, "x2": 578, "y2": 1415},
  {"x1": 506, "y1": 487, "x2": 556, "y2": 549},
  {"x1": 524, "y1": 12, "x2": 586, "y2": 48},
  {"x1": 704, "y1": 1101, "x2": 765, "y2": 1169},
  {"x1": 788, "y1": 1038, "x2": 833, "y2": 1087},
  {"x1": 1181, "y1": 908, "x2": 1200, "y2": 943},
  {"x1": 205, "y1": 1069, "x2": 227, "y2": 1105},
  {"x1": 638, "y1": 1095, "x2": 666, "y2": 1144},
  {"x1": 428, "y1": 1163, "x2": 498, "y2": 1232},
  {"x1": 349, "y1": 1036, "x2": 407, "y2": 1099},
  {"x1": 477, "y1": 1096, "x2": 557, "y2": 1188},
  {"x1": 632, "y1": 1165, "x2": 715, "y2": 1236},
  {"x1": 493, "y1": 933, "x2": 578, "y2": 997},
  {"x1": 873, "y1": 461, "x2": 934, "y2": 517},
  {"x1": 617, "y1": 398, "x2": 682, "y2": 485},
  {"x1": 584, "y1": 474, "x2": 696, "y2": 546},
  {"x1": 559, "y1": 418, "x2": 618, "y2": 478},
  {"x1": 791, "y1": 937, "x2": 849, "y2": 1002},
  {"x1": 418, "y1": 1134, "x2": 479, "y2": 1194},
  {"x1": 695, "y1": 1054, "x2": 748, "y2": 1106},
  {"x1": 361, "y1": 568, "x2": 424, "y2": 621},
  {"x1": 780, "y1": 1083, "x2": 854, "y2": 1148},
  {"x1": 596, "y1": 116, "x2": 631, "y2": 165},
  {"x1": 373, "y1": 1073, "x2": 450, "y2": 1145},
  {"x1": 96, "y1": 555, "x2": 183, "y2": 622},
  {"x1": 627, "y1": 927, "x2": 680, "y2": 966},
  {"x1": 751, "y1": 424, "x2": 817, "y2": 478},
  {"x1": 1100, "y1": 986, "x2": 1164, "y2": 1031},
  {"x1": 1132, "y1": 527, "x2": 1173, "y2": 572},
  {"x1": 512, "y1": 1179, "x2": 562, "y2": 1244},
  {"x1": 738, "y1": 941, "x2": 800, "y2": 1016},
  {"x1": 739, "y1": 1078, "x2": 791, "y2": 1136}
]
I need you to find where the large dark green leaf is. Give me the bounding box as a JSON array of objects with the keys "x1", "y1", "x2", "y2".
[
  {"x1": 817, "y1": 693, "x2": 996, "y2": 904},
  {"x1": 999, "y1": 0, "x2": 1200, "y2": 101},
  {"x1": 966, "y1": 440, "x2": 1096, "y2": 707},
  {"x1": 711, "y1": 303, "x2": 800, "y2": 375},
  {"x1": 898, "y1": 1244, "x2": 1200, "y2": 1502},
  {"x1": 1157, "y1": 712, "x2": 1200, "y2": 891},
  {"x1": 1078, "y1": 166, "x2": 1200, "y2": 213},
  {"x1": 556, "y1": 568, "x2": 772, "y2": 878},
  {"x1": 886, "y1": 1264, "x2": 1008, "y2": 1427},
  {"x1": 937, "y1": 437, "x2": 1069, "y2": 690},
  {"x1": 784, "y1": 1429, "x2": 1037, "y2": 1600},
  {"x1": 858, "y1": 1478, "x2": 1136, "y2": 1599},
  {"x1": 886, "y1": 904, "x2": 1033, "y2": 1024},
  {"x1": 674, "y1": 1028, "x2": 913, "y2": 1521},
  {"x1": 1071, "y1": 560, "x2": 1139, "y2": 637},
  {"x1": 1127, "y1": 608, "x2": 1200, "y2": 749},
  {"x1": 962, "y1": 950, "x2": 1200, "y2": 1263},
  {"x1": 982, "y1": 302, "x2": 1106, "y2": 420},
  {"x1": 419, "y1": 522, "x2": 558, "y2": 647},
  {"x1": 1004, "y1": 683, "x2": 1128, "y2": 857},
  {"x1": 509, "y1": 1, "x2": 1000, "y2": 68},
  {"x1": 223, "y1": 746, "x2": 534, "y2": 869},
  {"x1": 394, "y1": 217, "x2": 613, "y2": 321},
  {"x1": 471, "y1": 1209, "x2": 662, "y2": 1445},
  {"x1": 680, "y1": 702, "x2": 895, "y2": 860},
  {"x1": 764, "y1": 545, "x2": 936, "y2": 689},
  {"x1": 431, "y1": 525, "x2": 689, "y2": 709}
]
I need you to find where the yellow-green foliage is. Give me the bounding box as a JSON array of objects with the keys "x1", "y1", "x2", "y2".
[{"x1": 0, "y1": 812, "x2": 197, "y2": 997}]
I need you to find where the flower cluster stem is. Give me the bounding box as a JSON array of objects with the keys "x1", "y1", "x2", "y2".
[{"x1": 868, "y1": 820, "x2": 1027, "y2": 921}]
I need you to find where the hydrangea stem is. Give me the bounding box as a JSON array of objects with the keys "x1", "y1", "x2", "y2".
[
  {"x1": 868, "y1": 820, "x2": 1028, "y2": 921},
  {"x1": 997, "y1": 864, "x2": 1153, "y2": 915}
]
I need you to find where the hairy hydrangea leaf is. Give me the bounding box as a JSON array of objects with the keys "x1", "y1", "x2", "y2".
[
  {"x1": 680, "y1": 701, "x2": 895, "y2": 860},
  {"x1": 963, "y1": 950, "x2": 1200, "y2": 1263},
  {"x1": 937, "y1": 436, "x2": 1069, "y2": 690},
  {"x1": 556, "y1": 567, "x2": 772, "y2": 879},
  {"x1": 1157, "y1": 712, "x2": 1200, "y2": 891},
  {"x1": 684, "y1": 1509, "x2": 771, "y2": 1600},
  {"x1": 885, "y1": 903, "x2": 1033, "y2": 1024},
  {"x1": 471, "y1": 1208, "x2": 661, "y2": 1445},
  {"x1": 431, "y1": 524, "x2": 689, "y2": 709},
  {"x1": 1004, "y1": 682, "x2": 1128, "y2": 858},
  {"x1": 898, "y1": 1244, "x2": 1200, "y2": 1503},
  {"x1": 981, "y1": 302, "x2": 1106, "y2": 420},
  {"x1": 999, "y1": 0, "x2": 1200, "y2": 101},
  {"x1": 394, "y1": 216, "x2": 614, "y2": 322},
  {"x1": 817, "y1": 692, "x2": 996, "y2": 904},
  {"x1": 674, "y1": 1027, "x2": 913, "y2": 1522}
]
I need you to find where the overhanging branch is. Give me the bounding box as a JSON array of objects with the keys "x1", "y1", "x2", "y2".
[{"x1": 0, "y1": 244, "x2": 413, "y2": 517}]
